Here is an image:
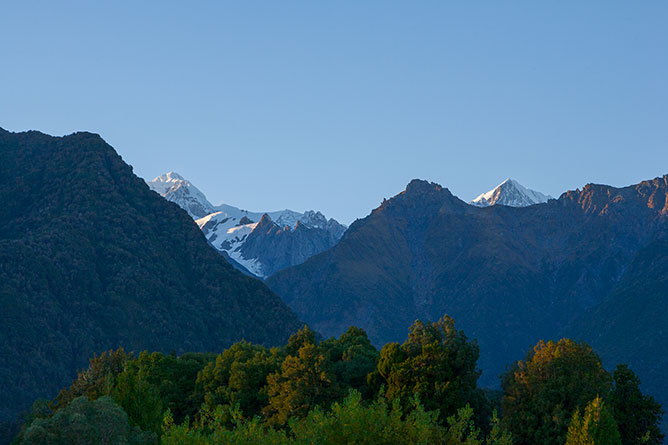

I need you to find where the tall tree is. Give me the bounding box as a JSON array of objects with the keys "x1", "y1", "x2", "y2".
[
  {"x1": 264, "y1": 341, "x2": 336, "y2": 425},
  {"x1": 319, "y1": 326, "x2": 379, "y2": 399},
  {"x1": 610, "y1": 364, "x2": 664, "y2": 445},
  {"x1": 501, "y1": 339, "x2": 612, "y2": 445},
  {"x1": 375, "y1": 315, "x2": 486, "y2": 425}
]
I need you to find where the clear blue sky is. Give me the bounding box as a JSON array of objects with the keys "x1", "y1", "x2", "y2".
[{"x1": 2, "y1": 2, "x2": 667, "y2": 224}]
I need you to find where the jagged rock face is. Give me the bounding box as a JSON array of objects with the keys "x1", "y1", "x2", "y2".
[
  {"x1": 0, "y1": 129, "x2": 301, "y2": 426},
  {"x1": 266, "y1": 176, "x2": 668, "y2": 408},
  {"x1": 238, "y1": 215, "x2": 341, "y2": 278},
  {"x1": 471, "y1": 178, "x2": 552, "y2": 207},
  {"x1": 148, "y1": 172, "x2": 347, "y2": 278},
  {"x1": 299, "y1": 210, "x2": 347, "y2": 240},
  {"x1": 197, "y1": 211, "x2": 344, "y2": 278}
]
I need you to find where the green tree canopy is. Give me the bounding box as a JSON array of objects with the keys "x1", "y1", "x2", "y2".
[
  {"x1": 195, "y1": 341, "x2": 283, "y2": 424},
  {"x1": 127, "y1": 351, "x2": 214, "y2": 423},
  {"x1": 17, "y1": 396, "x2": 155, "y2": 445},
  {"x1": 374, "y1": 315, "x2": 485, "y2": 424},
  {"x1": 319, "y1": 326, "x2": 380, "y2": 398},
  {"x1": 501, "y1": 339, "x2": 613, "y2": 445},
  {"x1": 111, "y1": 369, "x2": 163, "y2": 436}
]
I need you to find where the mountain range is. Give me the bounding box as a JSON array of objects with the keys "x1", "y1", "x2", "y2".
[
  {"x1": 2, "y1": 125, "x2": 667, "y2": 438},
  {"x1": 266, "y1": 176, "x2": 668, "y2": 428},
  {"x1": 147, "y1": 172, "x2": 346, "y2": 277},
  {"x1": 0, "y1": 129, "x2": 301, "y2": 432}
]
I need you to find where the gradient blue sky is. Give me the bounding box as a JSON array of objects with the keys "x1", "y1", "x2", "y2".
[{"x1": 2, "y1": 2, "x2": 667, "y2": 224}]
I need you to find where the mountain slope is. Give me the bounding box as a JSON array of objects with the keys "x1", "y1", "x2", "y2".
[
  {"x1": 267, "y1": 177, "x2": 668, "y2": 394},
  {"x1": 149, "y1": 172, "x2": 347, "y2": 278},
  {"x1": 569, "y1": 235, "x2": 668, "y2": 434},
  {"x1": 470, "y1": 178, "x2": 552, "y2": 207},
  {"x1": 0, "y1": 128, "x2": 301, "y2": 426}
]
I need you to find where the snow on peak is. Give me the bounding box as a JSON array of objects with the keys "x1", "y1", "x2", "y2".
[
  {"x1": 163, "y1": 171, "x2": 184, "y2": 180},
  {"x1": 470, "y1": 178, "x2": 552, "y2": 208},
  {"x1": 147, "y1": 172, "x2": 348, "y2": 278},
  {"x1": 148, "y1": 172, "x2": 186, "y2": 191},
  {"x1": 147, "y1": 172, "x2": 215, "y2": 218},
  {"x1": 300, "y1": 210, "x2": 347, "y2": 240},
  {"x1": 196, "y1": 211, "x2": 264, "y2": 276}
]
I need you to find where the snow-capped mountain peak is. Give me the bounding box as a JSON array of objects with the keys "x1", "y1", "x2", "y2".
[
  {"x1": 147, "y1": 171, "x2": 187, "y2": 194},
  {"x1": 147, "y1": 172, "x2": 215, "y2": 218},
  {"x1": 148, "y1": 172, "x2": 347, "y2": 278},
  {"x1": 300, "y1": 210, "x2": 347, "y2": 240},
  {"x1": 470, "y1": 178, "x2": 552, "y2": 208}
]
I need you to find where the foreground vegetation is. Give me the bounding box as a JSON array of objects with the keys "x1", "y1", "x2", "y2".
[{"x1": 13, "y1": 316, "x2": 663, "y2": 444}]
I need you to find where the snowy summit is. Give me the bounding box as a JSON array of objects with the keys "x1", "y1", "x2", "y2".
[
  {"x1": 147, "y1": 172, "x2": 215, "y2": 218},
  {"x1": 147, "y1": 172, "x2": 347, "y2": 278},
  {"x1": 470, "y1": 178, "x2": 552, "y2": 208}
]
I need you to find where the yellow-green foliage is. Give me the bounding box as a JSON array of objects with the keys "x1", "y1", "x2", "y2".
[
  {"x1": 565, "y1": 396, "x2": 621, "y2": 445},
  {"x1": 162, "y1": 390, "x2": 445, "y2": 445},
  {"x1": 289, "y1": 391, "x2": 445, "y2": 444},
  {"x1": 162, "y1": 391, "x2": 512, "y2": 445}
]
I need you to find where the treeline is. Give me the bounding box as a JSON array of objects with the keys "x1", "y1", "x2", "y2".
[{"x1": 13, "y1": 316, "x2": 663, "y2": 444}]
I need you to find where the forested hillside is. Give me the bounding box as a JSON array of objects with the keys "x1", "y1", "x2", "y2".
[
  {"x1": 0, "y1": 128, "x2": 301, "y2": 438},
  {"x1": 12, "y1": 317, "x2": 663, "y2": 444}
]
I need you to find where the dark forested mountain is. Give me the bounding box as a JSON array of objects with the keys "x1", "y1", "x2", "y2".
[
  {"x1": 266, "y1": 177, "x2": 668, "y2": 408},
  {"x1": 148, "y1": 172, "x2": 346, "y2": 278},
  {"x1": 0, "y1": 128, "x2": 301, "y2": 430}
]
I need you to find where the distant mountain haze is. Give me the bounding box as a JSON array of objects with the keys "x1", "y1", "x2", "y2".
[
  {"x1": 266, "y1": 176, "x2": 668, "y2": 420},
  {"x1": 147, "y1": 172, "x2": 347, "y2": 278},
  {"x1": 0, "y1": 129, "x2": 301, "y2": 427}
]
